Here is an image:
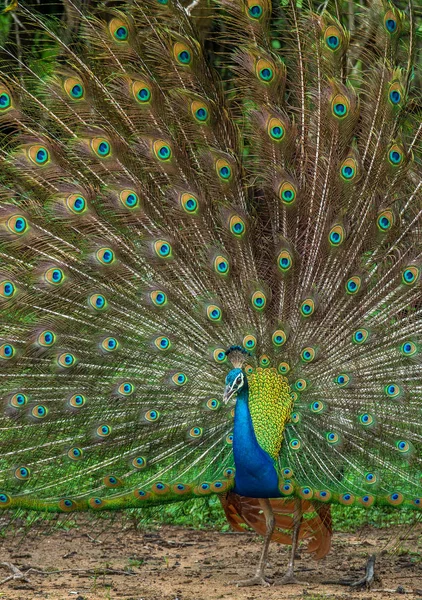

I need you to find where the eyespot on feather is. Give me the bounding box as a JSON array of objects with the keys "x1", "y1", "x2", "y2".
[
  {"x1": 0, "y1": 343, "x2": 16, "y2": 360},
  {"x1": 277, "y1": 249, "x2": 292, "y2": 273},
  {"x1": 44, "y1": 266, "x2": 65, "y2": 286},
  {"x1": 5, "y1": 214, "x2": 29, "y2": 236},
  {"x1": 90, "y1": 137, "x2": 111, "y2": 158},
  {"x1": 0, "y1": 84, "x2": 13, "y2": 112},
  {"x1": 331, "y1": 94, "x2": 350, "y2": 119},
  {"x1": 27, "y1": 144, "x2": 50, "y2": 166},
  {"x1": 229, "y1": 215, "x2": 246, "y2": 238},
  {"x1": 278, "y1": 181, "x2": 297, "y2": 205},
  {"x1": 340, "y1": 157, "x2": 358, "y2": 181},
  {"x1": 180, "y1": 192, "x2": 199, "y2": 215},
  {"x1": 255, "y1": 57, "x2": 275, "y2": 83},
  {"x1": 377, "y1": 209, "x2": 394, "y2": 232},
  {"x1": 191, "y1": 100, "x2": 210, "y2": 124},
  {"x1": 37, "y1": 330, "x2": 56, "y2": 347},
  {"x1": 243, "y1": 334, "x2": 257, "y2": 351},
  {"x1": 117, "y1": 382, "x2": 134, "y2": 396},
  {"x1": 153, "y1": 140, "x2": 172, "y2": 162},
  {"x1": 63, "y1": 77, "x2": 85, "y2": 101},
  {"x1": 65, "y1": 194, "x2": 88, "y2": 215},
  {"x1": 57, "y1": 352, "x2": 77, "y2": 368},
  {"x1": 174, "y1": 41, "x2": 193, "y2": 66},
  {"x1": 0, "y1": 279, "x2": 17, "y2": 299},
  {"x1": 119, "y1": 189, "x2": 140, "y2": 210},
  {"x1": 153, "y1": 240, "x2": 172, "y2": 259},
  {"x1": 131, "y1": 80, "x2": 152, "y2": 104},
  {"x1": 109, "y1": 18, "x2": 129, "y2": 42}
]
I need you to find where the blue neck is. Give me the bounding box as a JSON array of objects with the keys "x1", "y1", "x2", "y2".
[{"x1": 232, "y1": 388, "x2": 281, "y2": 498}]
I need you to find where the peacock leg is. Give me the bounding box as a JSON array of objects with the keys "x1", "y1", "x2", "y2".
[
  {"x1": 234, "y1": 498, "x2": 275, "y2": 587},
  {"x1": 280, "y1": 498, "x2": 302, "y2": 585}
]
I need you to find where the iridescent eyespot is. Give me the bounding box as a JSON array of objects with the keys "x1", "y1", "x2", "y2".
[
  {"x1": 0, "y1": 343, "x2": 15, "y2": 359},
  {"x1": 57, "y1": 352, "x2": 77, "y2": 368},
  {"x1": 402, "y1": 266, "x2": 419, "y2": 286},
  {"x1": 396, "y1": 440, "x2": 411, "y2": 453},
  {"x1": 226, "y1": 433, "x2": 234, "y2": 444},
  {"x1": 301, "y1": 347, "x2": 315, "y2": 362},
  {"x1": 37, "y1": 330, "x2": 56, "y2": 347},
  {"x1": 89, "y1": 497, "x2": 104, "y2": 508},
  {"x1": 0, "y1": 86, "x2": 12, "y2": 111},
  {"x1": 150, "y1": 290, "x2": 167, "y2": 307},
  {"x1": 400, "y1": 341, "x2": 417, "y2": 357},
  {"x1": 31, "y1": 404, "x2": 48, "y2": 419},
  {"x1": 300, "y1": 298, "x2": 315, "y2": 317},
  {"x1": 104, "y1": 475, "x2": 122, "y2": 488},
  {"x1": 358, "y1": 495, "x2": 375, "y2": 507},
  {"x1": 97, "y1": 424, "x2": 111, "y2": 437},
  {"x1": 256, "y1": 58, "x2": 274, "y2": 83},
  {"x1": 64, "y1": 77, "x2": 85, "y2": 100},
  {"x1": 326, "y1": 431, "x2": 339, "y2": 444},
  {"x1": 189, "y1": 426, "x2": 203, "y2": 438},
  {"x1": 335, "y1": 373, "x2": 350, "y2": 387},
  {"x1": 132, "y1": 456, "x2": 147, "y2": 469},
  {"x1": 243, "y1": 334, "x2": 257, "y2": 350},
  {"x1": 15, "y1": 466, "x2": 30, "y2": 480},
  {"x1": 91, "y1": 138, "x2": 111, "y2": 158},
  {"x1": 388, "y1": 82, "x2": 403, "y2": 106},
  {"x1": 324, "y1": 26, "x2": 341, "y2": 50},
  {"x1": 213, "y1": 255, "x2": 229, "y2": 275},
  {"x1": 340, "y1": 157, "x2": 357, "y2": 181},
  {"x1": 224, "y1": 467, "x2": 235, "y2": 478},
  {"x1": 119, "y1": 189, "x2": 140, "y2": 209},
  {"x1": 299, "y1": 487, "x2": 313, "y2": 500},
  {"x1": 180, "y1": 192, "x2": 199, "y2": 214},
  {"x1": 388, "y1": 492, "x2": 403, "y2": 506},
  {"x1": 59, "y1": 498, "x2": 77, "y2": 512},
  {"x1": 244, "y1": 364, "x2": 254, "y2": 374},
  {"x1": 132, "y1": 80, "x2": 152, "y2": 104},
  {"x1": 329, "y1": 224, "x2": 345, "y2": 246},
  {"x1": 68, "y1": 447, "x2": 83, "y2": 460},
  {"x1": 144, "y1": 410, "x2": 160, "y2": 423},
  {"x1": 251, "y1": 291, "x2": 266, "y2": 311},
  {"x1": 310, "y1": 401, "x2": 324, "y2": 413},
  {"x1": 68, "y1": 393, "x2": 86, "y2": 408},
  {"x1": 118, "y1": 382, "x2": 134, "y2": 396},
  {"x1": 0, "y1": 494, "x2": 11, "y2": 506},
  {"x1": 206, "y1": 398, "x2": 220, "y2": 410},
  {"x1": 247, "y1": 2, "x2": 263, "y2": 19},
  {"x1": 385, "y1": 383, "x2": 401, "y2": 398},
  {"x1": 174, "y1": 42, "x2": 192, "y2": 65},
  {"x1": 96, "y1": 247, "x2": 115, "y2": 265},
  {"x1": 388, "y1": 144, "x2": 403, "y2": 166},
  {"x1": 207, "y1": 305, "x2": 222, "y2": 321},
  {"x1": 277, "y1": 249, "x2": 292, "y2": 273},
  {"x1": 359, "y1": 413, "x2": 374, "y2": 426},
  {"x1": 154, "y1": 336, "x2": 171, "y2": 351},
  {"x1": 216, "y1": 158, "x2": 232, "y2": 181},
  {"x1": 365, "y1": 472, "x2": 377, "y2": 484},
  {"x1": 272, "y1": 329, "x2": 286, "y2": 347},
  {"x1": 153, "y1": 140, "x2": 172, "y2": 161},
  {"x1": 0, "y1": 279, "x2": 17, "y2": 299},
  {"x1": 152, "y1": 482, "x2": 169, "y2": 495},
  {"x1": 28, "y1": 145, "x2": 50, "y2": 165},
  {"x1": 213, "y1": 349, "x2": 227, "y2": 363},
  {"x1": 229, "y1": 215, "x2": 246, "y2": 238},
  {"x1": 9, "y1": 392, "x2": 28, "y2": 408},
  {"x1": 377, "y1": 209, "x2": 394, "y2": 231},
  {"x1": 101, "y1": 337, "x2": 119, "y2": 352},
  {"x1": 278, "y1": 362, "x2": 290, "y2": 374},
  {"x1": 339, "y1": 493, "x2": 354, "y2": 505},
  {"x1": 289, "y1": 438, "x2": 301, "y2": 450},
  {"x1": 259, "y1": 354, "x2": 270, "y2": 367},
  {"x1": 332, "y1": 94, "x2": 349, "y2": 119},
  {"x1": 278, "y1": 182, "x2": 296, "y2": 205},
  {"x1": 191, "y1": 100, "x2": 210, "y2": 124},
  {"x1": 172, "y1": 372, "x2": 187, "y2": 386},
  {"x1": 134, "y1": 489, "x2": 150, "y2": 500},
  {"x1": 6, "y1": 214, "x2": 29, "y2": 236},
  {"x1": 282, "y1": 467, "x2": 293, "y2": 478},
  {"x1": 66, "y1": 194, "x2": 87, "y2": 214},
  {"x1": 109, "y1": 18, "x2": 129, "y2": 41},
  {"x1": 352, "y1": 328, "x2": 369, "y2": 344},
  {"x1": 280, "y1": 482, "x2": 294, "y2": 495},
  {"x1": 384, "y1": 10, "x2": 399, "y2": 34},
  {"x1": 294, "y1": 379, "x2": 307, "y2": 391},
  {"x1": 345, "y1": 276, "x2": 361, "y2": 295},
  {"x1": 88, "y1": 294, "x2": 107, "y2": 310},
  {"x1": 154, "y1": 240, "x2": 172, "y2": 258},
  {"x1": 268, "y1": 117, "x2": 285, "y2": 141},
  {"x1": 291, "y1": 412, "x2": 300, "y2": 424},
  {"x1": 44, "y1": 267, "x2": 65, "y2": 286}
]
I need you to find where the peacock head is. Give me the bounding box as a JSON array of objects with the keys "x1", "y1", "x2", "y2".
[{"x1": 223, "y1": 346, "x2": 249, "y2": 403}]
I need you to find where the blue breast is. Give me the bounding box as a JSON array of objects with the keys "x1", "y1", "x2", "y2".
[{"x1": 232, "y1": 390, "x2": 281, "y2": 498}]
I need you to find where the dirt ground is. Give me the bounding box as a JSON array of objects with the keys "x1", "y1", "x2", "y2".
[{"x1": 0, "y1": 520, "x2": 421, "y2": 600}]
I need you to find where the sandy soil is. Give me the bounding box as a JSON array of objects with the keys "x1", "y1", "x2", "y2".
[{"x1": 0, "y1": 519, "x2": 421, "y2": 600}]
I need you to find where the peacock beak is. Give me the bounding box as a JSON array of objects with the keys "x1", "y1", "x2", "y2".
[{"x1": 223, "y1": 385, "x2": 235, "y2": 404}]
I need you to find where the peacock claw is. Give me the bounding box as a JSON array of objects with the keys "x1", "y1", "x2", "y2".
[
  {"x1": 233, "y1": 574, "x2": 272, "y2": 587},
  {"x1": 280, "y1": 573, "x2": 298, "y2": 585}
]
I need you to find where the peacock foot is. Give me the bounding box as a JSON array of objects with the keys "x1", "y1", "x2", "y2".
[
  {"x1": 280, "y1": 571, "x2": 298, "y2": 585},
  {"x1": 232, "y1": 573, "x2": 272, "y2": 587}
]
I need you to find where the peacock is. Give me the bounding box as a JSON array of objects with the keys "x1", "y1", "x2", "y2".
[{"x1": 0, "y1": 0, "x2": 421, "y2": 588}]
